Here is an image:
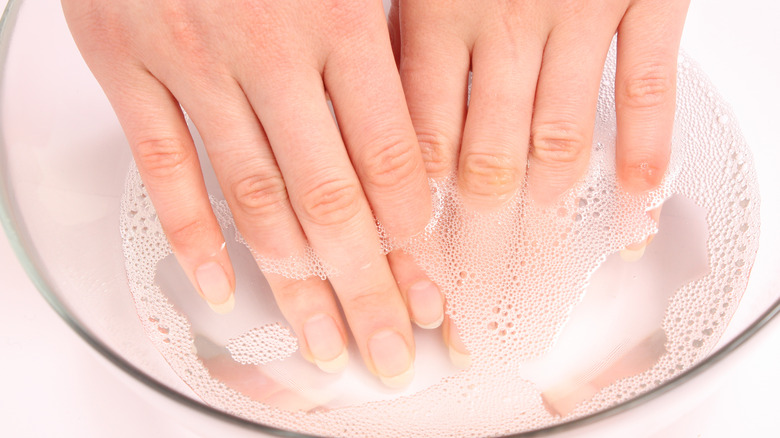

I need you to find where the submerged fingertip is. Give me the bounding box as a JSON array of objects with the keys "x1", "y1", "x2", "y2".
[
  {"x1": 195, "y1": 261, "x2": 235, "y2": 313},
  {"x1": 408, "y1": 280, "x2": 445, "y2": 330},
  {"x1": 304, "y1": 313, "x2": 347, "y2": 372},
  {"x1": 448, "y1": 346, "x2": 471, "y2": 370},
  {"x1": 368, "y1": 329, "x2": 414, "y2": 388},
  {"x1": 207, "y1": 293, "x2": 235, "y2": 314},
  {"x1": 619, "y1": 245, "x2": 646, "y2": 262},
  {"x1": 315, "y1": 349, "x2": 349, "y2": 374},
  {"x1": 379, "y1": 364, "x2": 415, "y2": 389}
]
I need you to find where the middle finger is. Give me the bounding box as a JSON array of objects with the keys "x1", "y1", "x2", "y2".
[
  {"x1": 527, "y1": 6, "x2": 624, "y2": 204},
  {"x1": 458, "y1": 17, "x2": 545, "y2": 210},
  {"x1": 245, "y1": 66, "x2": 416, "y2": 388}
]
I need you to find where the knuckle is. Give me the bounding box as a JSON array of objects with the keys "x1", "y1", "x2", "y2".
[
  {"x1": 620, "y1": 159, "x2": 666, "y2": 190},
  {"x1": 549, "y1": 0, "x2": 589, "y2": 22},
  {"x1": 342, "y1": 287, "x2": 390, "y2": 313},
  {"x1": 531, "y1": 122, "x2": 588, "y2": 166},
  {"x1": 230, "y1": 171, "x2": 289, "y2": 218},
  {"x1": 134, "y1": 138, "x2": 193, "y2": 181},
  {"x1": 320, "y1": 0, "x2": 371, "y2": 35},
  {"x1": 165, "y1": 218, "x2": 212, "y2": 251},
  {"x1": 362, "y1": 137, "x2": 421, "y2": 190},
  {"x1": 460, "y1": 150, "x2": 521, "y2": 198},
  {"x1": 620, "y1": 63, "x2": 674, "y2": 110},
  {"x1": 155, "y1": 2, "x2": 220, "y2": 75},
  {"x1": 417, "y1": 131, "x2": 454, "y2": 177},
  {"x1": 298, "y1": 176, "x2": 363, "y2": 227},
  {"x1": 273, "y1": 276, "x2": 311, "y2": 305},
  {"x1": 162, "y1": 4, "x2": 205, "y2": 54}
]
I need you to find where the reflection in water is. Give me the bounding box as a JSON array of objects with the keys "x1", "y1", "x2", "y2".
[
  {"x1": 524, "y1": 194, "x2": 710, "y2": 416},
  {"x1": 196, "y1": 335, "x2": 327, "y2": 412}
]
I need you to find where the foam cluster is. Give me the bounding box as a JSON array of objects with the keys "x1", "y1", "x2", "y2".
[
  {"x1": 226, "y1": 324, "x2": 298, "y2": 365},
  {"x1": 120, "y1": 43, "x2": 760, "y2": 437}
]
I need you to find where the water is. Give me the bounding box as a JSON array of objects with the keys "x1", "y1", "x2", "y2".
[{"x1": 120, "y1": 44, "x2": 760, "y2": 437}]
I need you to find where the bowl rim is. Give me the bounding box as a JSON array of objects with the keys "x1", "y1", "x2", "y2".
[{"x1": 1, "y1": 0, "x2": 779, "y2": 436}]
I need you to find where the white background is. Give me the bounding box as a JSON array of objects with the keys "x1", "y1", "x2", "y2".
[{"x1": 2, "y1": 0, "x2": 780, "y2": 436}]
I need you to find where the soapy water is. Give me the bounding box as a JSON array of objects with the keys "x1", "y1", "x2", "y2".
[{"x1": 121, "y1": 43, "x2": 759, "y2": 436}]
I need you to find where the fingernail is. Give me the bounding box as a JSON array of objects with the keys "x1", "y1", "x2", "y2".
[
  {"x1": 304, "y1": 314, "x2": 348, "y2": 374},
  {"x1": 620, "y1": 241, "x2": 646, "y2": 262},
  {"x1": 408, "y1": 281, "x2": 444, "y2": 329},
  {"x1": 207, "y1": 294, "x2": 235, "y2": 314},
  {"x1": 195, "y1": 261, "x2": 234, "y2": 314},
  {"x1": 449, "y1": 346, "x2": 472, "y2": 369},
  {"x1": 368, "y1": 329, "x2": 414, "y2": 389}
]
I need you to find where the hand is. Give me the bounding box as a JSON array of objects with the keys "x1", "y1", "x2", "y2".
[
  {"x1": 390, "y1": 0, "x2": 689, "y2": 206},
  {"x1": 63, "y1": 0, "x2": 445, "y2": 387}
]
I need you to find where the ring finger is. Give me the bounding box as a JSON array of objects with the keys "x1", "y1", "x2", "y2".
[{"x1": 245, "y1": 67, "x2": 416, "y2": 388}]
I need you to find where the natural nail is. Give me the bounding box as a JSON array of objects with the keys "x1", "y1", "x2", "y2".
[
  {"x1": 620, "y1": 238, "x2": 649, "y2": 262},
  {"x1": 621, "y1": 205, "x2": 661, "y2": 262},
  {"x1": 195, "y1": 261, "x2": 234, "y2": 314},
  {"x1": 207, "y1": 294, "x2": 235, "y2": 314},
  {"x1": 446, "y1": 321, "x2": 471, "y2": 369},
  {"x1": 449, "y1": 346, "x2": 472, "y2": 369},
  {"x1": 368, "y1": 329, "x2": 414, "y2": 389},
  {"x1": 408, "y1": 280, "x2": 444, "y2": 329},
  {"x1": 304, "y1": 314, "x2": 348, "y2": 373}
]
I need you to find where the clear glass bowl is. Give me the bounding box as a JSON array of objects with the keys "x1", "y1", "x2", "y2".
[{"x1": 1, "y1": 0, "x2": 778, "y2": 436}]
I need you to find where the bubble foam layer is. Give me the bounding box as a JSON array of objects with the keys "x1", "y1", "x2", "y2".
[
  {"x1": 227, "y1": 324, "x2": 298, "y2": 366},
  {"x1": 121, "y1": 43, "x2": 760, "y2": 437}
]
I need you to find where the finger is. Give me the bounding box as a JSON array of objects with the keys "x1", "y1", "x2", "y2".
[
  {"x1": 387, "y1": 250, "x2": 445, "y2": 330},
  {"x1": 324, "y1": 6, "x2": 431, "y2": 241},
  {"x1": 398, "y1": 4, "x2": 471, "y2": 180},
  {"x1": 177, "y1": 80, "x2": 349, "y2": 373},
  {"x1": 388, "y1": 0, "x2": 401, "y2": 67},
  {"x1": 459, "y1": 30, "x2": 543, "y2": 209},
  {"x1": 103, "y1": 66, "x2": 235, "y2": 313},
  {"x1": 615, "y1": 0, "x2": 689, "y2": 193},
  {"x1": 245, "y1": 68, "x2": 416, "y2": 388},
  {"x1": 325, "y1": 9, "x2": 444, "y2": 335},
  {"x1": 528, "y1": 12, "x2": 620, "y2": 204},
  {"x1": 443, "y1": 316, "x2": 471, "y2": 369},
  {"x1": 267, "y1": 275, "x2": 349, "y2": 373}
]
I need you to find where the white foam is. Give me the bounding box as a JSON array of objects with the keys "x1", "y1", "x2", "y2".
[{"x1": 226, "y1": 324, "x2": 298, "y2": 365}]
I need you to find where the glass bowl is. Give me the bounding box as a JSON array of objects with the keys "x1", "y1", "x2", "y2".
[{"x1": 1, "y1": 0, "x2": 778, "y2": 436}]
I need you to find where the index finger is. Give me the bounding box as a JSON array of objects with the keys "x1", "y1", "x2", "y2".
[{"x1": 244, "y1": 66, "x2": 416, "y2": 388}]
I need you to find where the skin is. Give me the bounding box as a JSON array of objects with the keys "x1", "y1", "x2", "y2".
[{"x1": 62, "y1": 0, "x2": 689, "y2": 387}]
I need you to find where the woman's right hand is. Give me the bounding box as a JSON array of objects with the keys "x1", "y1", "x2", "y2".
[{"x1": 62, "y1": 0, "x2": 444, "y2": 388}]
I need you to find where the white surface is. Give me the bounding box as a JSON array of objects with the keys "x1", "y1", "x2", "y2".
[
  {"x1": 2, "y1": 0, "x2": 780, "y2": 436},
  {"x1": 0, "y1": 231, "x2": 199, "y2": 437}
]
